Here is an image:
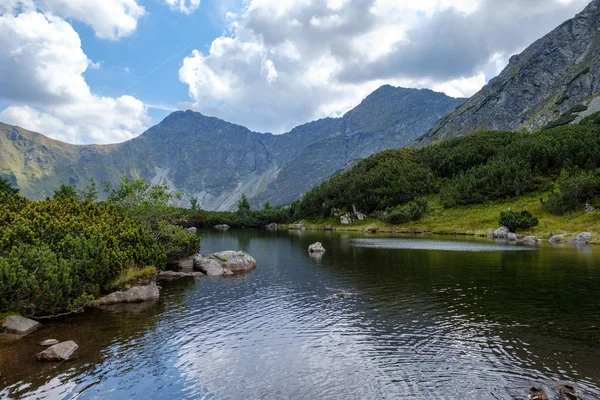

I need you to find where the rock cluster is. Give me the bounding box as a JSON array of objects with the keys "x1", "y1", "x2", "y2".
[
  {"x1": 193, "y1": 251, "x2": 257, "y2": 276},
  {"x1": 490, "y1": 226, "x2": 517, "y2": 241},
  {"x1": 214, "y1": 224, "x2": 231, "y2": 230},
  {"x1": 265, "y1": 223, "x2": 278, "y2": 230},
  {"x1": 570, "y1": 232, "x2": 592, "y2": 244},
  {"x1": 37, "y1": 341, "x2": 78, "y2": 362}
]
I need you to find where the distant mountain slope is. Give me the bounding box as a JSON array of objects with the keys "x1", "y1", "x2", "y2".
[
  {"x1": 0, "y1": 86, "x2": 464, "y2": 210},
  {"x1": 416, "y1": 0, "x2": 600, "y2": 147}
]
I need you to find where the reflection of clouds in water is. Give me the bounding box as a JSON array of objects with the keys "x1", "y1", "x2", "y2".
[{"x1": 350, "y1": 238, "x2": 535, "y2": 252}]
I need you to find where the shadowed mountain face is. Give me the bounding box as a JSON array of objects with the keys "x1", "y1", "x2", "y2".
[
  {"x1": 0, "y1": 86, "x2": 464, "y2": 210},
  {"x1": 416, "y1": 0, "x2": 600, "y2": 147}
]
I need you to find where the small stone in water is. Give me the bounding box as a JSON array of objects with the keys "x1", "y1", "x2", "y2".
[{"x1": 38, "y1": 339, "x2": 59, "y2": 346}]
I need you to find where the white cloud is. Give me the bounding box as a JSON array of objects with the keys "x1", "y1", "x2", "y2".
[
  {"x1": 0, "y1": 0, "x2": 145, "y2": 40},
  {"x1": 0, "y1": 11, "x2": 150, "y2": 143},
  {"x1": 179, "y1": 0, "x2": 590, "y2": 133},
  {"x1": 164, "y1": 0, "x2": 201, "y2": 14}
]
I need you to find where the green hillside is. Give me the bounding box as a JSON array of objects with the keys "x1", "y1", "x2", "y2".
[{"x1": 295, "y1": 117, "x2": 600, "y2": 241}]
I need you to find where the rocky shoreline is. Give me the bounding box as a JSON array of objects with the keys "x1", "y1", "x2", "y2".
[{"x1": 0, "y1": 250, "x2": 258, "y2": 360}]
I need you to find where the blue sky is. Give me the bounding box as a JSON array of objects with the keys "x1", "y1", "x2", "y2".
[
  {"x1": 0, "y1": 0, "x2": 591, "y2": 144},
  {"x1": 78, "y1": 0, "x2": 228, "y2": 123}
]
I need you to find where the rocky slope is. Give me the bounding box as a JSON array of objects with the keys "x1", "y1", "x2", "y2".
[
  {"x1": 0, "y1": 86, "x2": 464, "y2": 210},
  {"x1": 416, "y1": 0, "x2": 600, "y2": 147}
]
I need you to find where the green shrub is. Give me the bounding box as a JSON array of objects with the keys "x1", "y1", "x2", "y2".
[
  {"x1": 543, "y1": 168, "x2": 600, "y2": 214},
  {"x1": 0, "y1": 194, "x2": 166, "y2": 315},
  {"x1": 383, "y1": 198, "x2": 428, "y2": 224},
  {"x1": 498, "y1": 210, "x2": 539, "y2": 232}
]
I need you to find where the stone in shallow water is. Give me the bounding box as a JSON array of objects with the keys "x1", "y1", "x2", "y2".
[
  {"x1": 213, "y1": 251, "x2": 257, "y2": 273},
  {"x1": 39, "y1": 339, "x2": 59, "y2": 346},
  {"x1": 308, "y1": 242, "x2": 326, "y2": 253},
  {"x1": 36, "y1": 341, "x2": 78, "y2": 362},
  {"x1": 1, "y1": 316, "x2": 41, "y2": 335},
  {"x1": 96, "y1": 282, "x2": 160, "y2": 306}
]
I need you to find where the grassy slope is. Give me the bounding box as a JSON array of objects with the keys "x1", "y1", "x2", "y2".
[{"x1": 303, "y1": 191, "x2": 600, "y2": 243}]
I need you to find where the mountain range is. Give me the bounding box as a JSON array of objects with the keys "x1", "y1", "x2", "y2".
[
  {"x1": 0, "y1": 86, "x2": 464, "y2": 210},
  {"x1": 4, "y1": 0, "x2": 600, "y2": 210}
]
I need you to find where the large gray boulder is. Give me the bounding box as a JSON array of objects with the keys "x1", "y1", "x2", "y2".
[
  {"x1": 193, "y1": 251, "x2": 257, "y2": 275},
  {"x1": 193, "y1": 254, "x2": 233, "y2": 276},
  {"x1": 507, "y1": 232, "x2": 518, "y2": 241},
  {"x1": 37, "y1": 341, "x2": 78, "y2": 362},
  {"x1": 96, "y1": 282, "x2": 160, "y2": 306},
  {"x1": 492, "y1": 226, "x2": 510, "y2": 239},
  {"x1": 186, "y1": 227, "x2": 197, "y2": 234},
  {"x1": 549, "y1": 233, "x2": 571, "y2": 243},
  {"x1": 1, "y1": 316, "x2": 41, "y2": 335},
  {"x1": 213, "y1": 251, "x2": 257, "y2": 273},
  {"x1": 570, "y1": 232, "x2": 592, "y2": 244},
  {"x1": 308, "y1": 242, "x2": 326, "y2": 253}
]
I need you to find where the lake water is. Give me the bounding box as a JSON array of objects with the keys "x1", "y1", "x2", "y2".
[{"x1": 2, "y1": 230, "x2": 600, "y2": 399}]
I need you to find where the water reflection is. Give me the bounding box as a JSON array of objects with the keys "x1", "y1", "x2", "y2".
[{"x1": 1, "y1": 230, "x2": 600, "y2": 399}]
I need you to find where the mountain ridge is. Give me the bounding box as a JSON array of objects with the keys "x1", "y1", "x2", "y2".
[
  {"x1": 0, "y1": 86, "x2": 465, "y2": 210},
  {"x1": 416, "y1": 0, "x2": 600, "y2": 146}
]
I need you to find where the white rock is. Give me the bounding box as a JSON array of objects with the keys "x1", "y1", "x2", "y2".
[
  {"x1": 214, "y1": 224, "x2": 231, "y2": 230},
  {"x1": 308, "y1": 242, "x2": 326, "y2": 253},
  {"x1": 186, "y1": 227, "x2": 197, "y2": 234}
]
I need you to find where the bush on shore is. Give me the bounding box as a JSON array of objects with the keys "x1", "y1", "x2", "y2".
[{"x1": 498, "y1": 210, "x2": 539, "y2": 233}]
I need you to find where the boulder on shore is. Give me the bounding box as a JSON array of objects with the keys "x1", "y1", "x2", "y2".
[
  {"x1": 1, "y1": 316, "x2": 41, "y2": 335},
  {"x1": 308, "y1": 242, "x2": 326, "y2": 253},
  {"x1": 214, "y1": 224, "x2": 231, "y2": 230},
  {"x1": 186, "y1": 227, "x2": 197, "y2": 234},
  {"x1": 549, "y1": 233, "x2": 571, "y2": 243},
  {"x1": 521, "y1": 236, "x2": 538, "y2": 243},
  {"x1": 492, "y1": 226, "x2": 510, "y2": 239},
  {"x1": 289, "y1": 224, "x2": 306, "y2": 230},
  {"x1": 193, "y1": 251, "x2": 257, "y2": 275},
  {"x1": 570, "y1": 232, "x2": 592, "y2": 244},
  {"x1": 96, "y1": 282, "x2": 160, "y2": 306},
  {"x1": 158, "y1": 271, "x2": 205, "y2": 280},
  {"x1": 265, "y1": 223, "x2": 278, "y2": 230},
  {"x1": 323, "y1": 225, "x2": 333, "y2": 231},
  {"x1": 37, "y1": 341, "x2": 78, "y2": 362},
  {"x1": 507, "y1": 232, "x2": 518, "y2": 241}
]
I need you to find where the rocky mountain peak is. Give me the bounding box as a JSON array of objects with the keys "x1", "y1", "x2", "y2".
[{"x1": 416, "y1": 0, "x2": 600, "y2": 147}]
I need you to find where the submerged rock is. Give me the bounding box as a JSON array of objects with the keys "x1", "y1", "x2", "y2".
[
  {"x1": 1, "y1": 316, "x2": 41, "y2": 335},
  {"x1": 570, "y1": 232, "x2": 592, "y2": 244},
  {"x1": 528, "y1": 387, "x2": 548, "y2": 400},
  {"x1": 559, "y1": 384, "x2": 579, "y2": 400},
  {"x1": 38, "y1": 339, "x2": 59, "y2": 346},
  {"x1": 96, "y1": 282, "x2": 160, "y2": 306},
  {"x1": 214, "y1": 224, "x2": 231, "y2": 231},
  {"x1": 549, "y1": 233, "x2": 571, "y2": 243},
  {"x1": 308, "y1": 242, "x2": 326, "y2": 253},
  {"x1": 37, "y1": 341, "x2": 78, "y2": 362}
]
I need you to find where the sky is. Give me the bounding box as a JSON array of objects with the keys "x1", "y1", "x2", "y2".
[{"x1": 0, "y1": 0, "x2": 592, "y2": 144}]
